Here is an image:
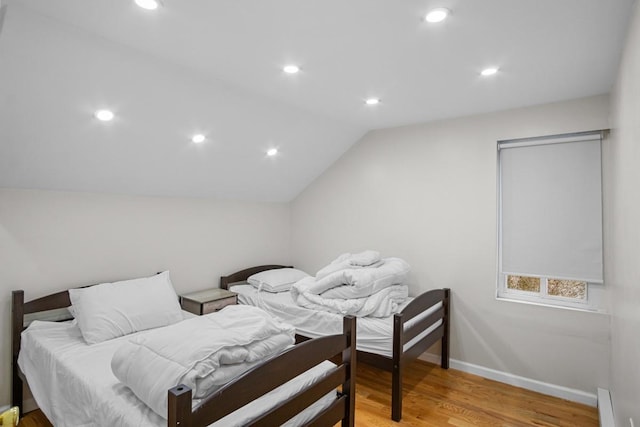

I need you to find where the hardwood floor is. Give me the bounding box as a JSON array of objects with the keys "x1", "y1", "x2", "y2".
[
  {"x1": 16, "y1": 408, "x2": 50, "y2": 427},
  {"x1": 20, "y1": 360, "x2": 598, "y2": 426},
  {"x1": 355, "y1": 361, "x2": 597, "y2": 426}
]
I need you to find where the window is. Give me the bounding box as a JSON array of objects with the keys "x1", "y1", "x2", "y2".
[{"x1": 497, "y1": 131, "x2": 605, "y2": 311}]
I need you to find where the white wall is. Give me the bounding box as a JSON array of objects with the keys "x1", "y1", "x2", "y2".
[
  {"x1": 291, "y1": 95, "x2": 611, "y2": 396},
  {"x1": 607, "y1": 1, "x2": 640, "y2": 425},
  {"x1": 0, "y1": 188, "x2": 290, "y2": 406}
]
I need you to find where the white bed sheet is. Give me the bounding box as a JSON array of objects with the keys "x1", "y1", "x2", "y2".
[
  {"x1": 229, "y1": 284, "x2": 442, "y2": 358},
  {"x1": 18, "y1": 312, "x2": 336, "y2": 427}
]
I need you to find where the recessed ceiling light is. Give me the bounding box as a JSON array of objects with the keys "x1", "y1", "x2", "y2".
[
  {"x1": 365, "y1": 98, "x2": 380, "y2": 106},
  {"x1": 425, "y1": 8, "x2": 450, "y2": 23},
  {"x1": 267, "y1": 148, "x2": 278, "y2": 156},
  {"x1": 481, "y1": 67, "x2": 499, "y2": 76},
  {"x1": 135, "y1": 0, "x2": 159, "y2": 10},
  {"x1": 283, "y1": 65, "x2": 300, "y2": 74},
  {"x1": 191, "y1": 134, "x2": 206, "y2": 144},
  {"x1": 94, "y1": 109, "x2": 114, "y2": 121}
]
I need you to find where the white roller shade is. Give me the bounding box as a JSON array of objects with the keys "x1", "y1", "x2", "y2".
[{"x1": 499, "y1": 133, "x2": 603, "y2": 283}]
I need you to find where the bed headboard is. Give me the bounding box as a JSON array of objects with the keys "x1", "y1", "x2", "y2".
[
  {"x1": 11, "y1": 289, "x2": 74, "y2": 410},
  {"x1": 11, "y1": 272, "x2": 167, "y2": 411},
  {"x1": 220, "y1": 265, "x2": 292, "y2": 289}
]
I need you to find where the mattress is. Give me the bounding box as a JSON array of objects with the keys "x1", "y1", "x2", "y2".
[
  {"x1": 18, "y1": 313, "x2": 336, "y2": 427},
  {"x1": 229, "y1": 284, "x2": 442, "y2": 358}
]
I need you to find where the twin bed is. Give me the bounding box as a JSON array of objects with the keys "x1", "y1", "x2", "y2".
[
  {"x1": 11, "y1": 279, "x2": 356, "y2": 427},
  {"x1": 221, "y1": 264, "x2": 451, "y2": 422}
]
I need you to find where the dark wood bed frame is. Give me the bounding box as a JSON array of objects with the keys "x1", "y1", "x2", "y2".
[
  {"x1": 220, "y1": 264, "x2": 450, "y2": 422},
  {"x1": 11, "y1": 287, "x2": 357, "y2": 427}
]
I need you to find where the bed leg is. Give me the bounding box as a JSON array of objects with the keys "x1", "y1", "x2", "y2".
[
  {"x1": 441, "y1": 288, "x2": 450, "y2": 369},
  {"x1": 168, "y1": 385, "x2": 192, "y2": 427},
  {"x1": 11, "y1": 367, "x2": 22, "y2": 412},
  {"x1": 342, "y1": 316, "x2": 356, "y2": 427},
  {"x1": 391, "y1": 313, "x2": 403, "y2": 422},
  {"x1": 11, "y1": 291, "x2": 24, "y2": 411}
]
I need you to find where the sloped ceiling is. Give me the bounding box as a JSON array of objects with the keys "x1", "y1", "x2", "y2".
[{"x1": 0, "y1": 0, "x2": 635, "y2": 201}]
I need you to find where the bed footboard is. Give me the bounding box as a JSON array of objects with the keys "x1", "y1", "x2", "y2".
[
  {"x1": 169, "y1": 316, "x2": 357, "y2": 427},
  {"x1": 391, "y1": 287, "x2": 450, "y2": 421}
]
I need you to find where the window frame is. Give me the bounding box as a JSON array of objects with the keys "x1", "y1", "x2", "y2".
[
  {"x1": 498, "y1": 272, "x2": 600, "y2": 311},
  {"x1": 496, "y1": 131, "x2": 606, "y2": 312}
]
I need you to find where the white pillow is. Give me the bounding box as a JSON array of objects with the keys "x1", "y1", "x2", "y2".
[
  {"x1": 69, "y1": 271, "x2": 183, "y2": 344},
  {"x1": 247, "y1": 268, "x2": 309, "y2": 293}
]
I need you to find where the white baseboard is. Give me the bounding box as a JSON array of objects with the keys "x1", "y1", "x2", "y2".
[
  {"x1": 418, "y1": 353, "x2": 597, "y2": 407},
  {"x1": 417, "y1": 351, "x2": 446, "y2": 366},
  {"x1": 597, "y1": 388, "x2": 615, "y2": 427}
]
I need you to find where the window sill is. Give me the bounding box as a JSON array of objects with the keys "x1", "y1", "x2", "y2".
[{"x1": 496, "y1": 295, "x2": 609, "y2": 315}]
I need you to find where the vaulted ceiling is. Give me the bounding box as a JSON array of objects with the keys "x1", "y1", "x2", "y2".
[{"x1": 0, "y1": 0, "x2": 635, "y2": 201}]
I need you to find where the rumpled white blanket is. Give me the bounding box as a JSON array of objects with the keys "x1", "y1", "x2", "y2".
[
  {"x1": 316, "y1": 250, "x2": 383, "y2": 279},
  {"x1": 291, "y1": 257, "x2": 411, "y2": 317},
  {"x1": 111, "y1": 305, "x2": 295, "y2": 418},
  {"x1": 293, "y1": 281, "x2": 408, "y2": 317}
]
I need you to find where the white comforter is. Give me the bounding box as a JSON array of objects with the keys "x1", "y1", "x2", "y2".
[
  {"x1": 316, "y1": 250, "x2": 383, "y2": 279},
  {"x1": 111, "y1": 305, "x2": 295, "y2": 418},
  {"x1": 291, "y1": 257, "x2": 410, "y2": 317}
]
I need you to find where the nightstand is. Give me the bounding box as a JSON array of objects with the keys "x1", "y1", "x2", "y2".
[{"x1": 180, "y1": 288, "x2": 238, "y2": 315}]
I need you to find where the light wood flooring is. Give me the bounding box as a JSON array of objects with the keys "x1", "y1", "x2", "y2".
[{"x1": 20, "y1": 360, "x2": 598, "y2": 426}]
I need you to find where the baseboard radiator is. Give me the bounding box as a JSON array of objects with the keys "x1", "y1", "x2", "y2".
[{"x1": 598, "y1": 388, "x2": 615, "y2": 427}]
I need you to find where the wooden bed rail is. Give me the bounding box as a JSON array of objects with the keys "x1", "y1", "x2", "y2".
[{"x1": 169, "y1": 315, "x2": 357, "y2": 427}]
